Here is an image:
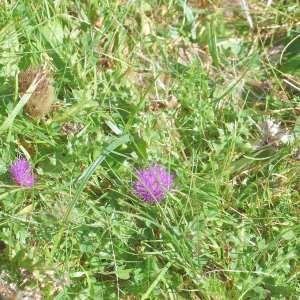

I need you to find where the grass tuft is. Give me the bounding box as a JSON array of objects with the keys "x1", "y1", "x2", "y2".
[{"x1": 0, "y1": 0, "x2": 299, "y2": 299}]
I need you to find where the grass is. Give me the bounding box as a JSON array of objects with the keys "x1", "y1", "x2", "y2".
[{"x1": 0, "y1": 0, "x2": 299, "y2": 299}]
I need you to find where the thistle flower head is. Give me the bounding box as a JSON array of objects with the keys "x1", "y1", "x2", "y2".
[
  {"x1": 10, "y1": 158, "x2": 35, "y2": 187},
  {"x1": 134, "y1": 165, "x2": 174, "y2": 203}
]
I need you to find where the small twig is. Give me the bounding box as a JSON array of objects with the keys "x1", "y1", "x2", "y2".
[
  {"x1": 205, "y1": 269, "x2": 273, "y2": 276},
  {"x1": 283, "y1": 79, "x2": 300, "y2": 92},
  {"x1": 269, "y1": 107, "x2": 300, "y2": 114},
  {"x1": 282, "y1": 74, "x2": 300, "y2": 92}
]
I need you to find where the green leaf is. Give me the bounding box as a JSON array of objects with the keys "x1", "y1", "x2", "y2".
[
  {"x1": 116, "y1": 269, "x2": 132, "y2": 280},
  {"x1": 207, "y1": 21, "x2": 221, "y2": 67},
  {"x1": 105, "y1": 120, "x2": 123, "y2": 136},
  {"x1": 0, "y1": 22, "x2": 19, "y2": 76},
  {"x1": 0, "y1": 159, "x2": 7, "y2": 175},
  {"x1": 281, "y1": 230, "x2": 295, "y2": 241},
  {"x1": 17, "y1": 204, "x2": 34, "y2": 216},
  {"x1": 40, "y1": 19, "x2": 65, "y2": 47},
  {"x1": 177, "y1": 0, "x2": 195, "y2": 24}
]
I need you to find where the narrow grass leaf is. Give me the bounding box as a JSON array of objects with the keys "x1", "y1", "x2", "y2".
[
  {"x1": 208, "y1": 21, "x2": 221, "y2": 67},
  {"x1": 214, "y1": 68, "x2": 248, "y2": 101},
  {"x1": 141, "y1": 261, "x2": 172, "y2": 300},
  {"x1": 50, "y1": 134, "x2": 130, "y2": 259},
  {"x1": 0, "y1": 76, "x2": 41, "y2": 133}
]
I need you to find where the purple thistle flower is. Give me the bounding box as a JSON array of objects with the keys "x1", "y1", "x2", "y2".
[
  {"x1": 134, "y1": 165, "x2": 174, "y2": 203},
  {"x1": 10, "y1": 158, "x2": 35, "y2": 187}
]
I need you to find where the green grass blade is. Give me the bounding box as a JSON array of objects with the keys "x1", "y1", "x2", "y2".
[
  {"x1": 50, "y1": 134, "x2": 130, "y2": 260},
  {"x1": 0, "y1": 76, "x2": 41, "y2": 133},
  {"x1": 141, "y1": 261, "x2": 172, "y2": 300}
]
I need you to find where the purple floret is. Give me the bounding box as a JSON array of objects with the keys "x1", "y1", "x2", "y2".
[
  {"x1": 134, "y1": 165, "x2": 174, "y2": 203},
  {"x1": 10, "y1": 158, "x2": 35, "y2": 187}
]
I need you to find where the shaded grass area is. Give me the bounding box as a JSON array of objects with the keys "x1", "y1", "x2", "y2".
[{"x1": 0, "y1": 0, "x2": 299, "y2": 299}]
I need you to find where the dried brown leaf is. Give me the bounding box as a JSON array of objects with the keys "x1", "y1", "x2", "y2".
[
  {"x1": 19, "y1": 67, "x2": 55, "y2": 120},
  {"x1": 94, "y1": 17, "x2": 104, "y2": 29},
  {"x1": 61, "y1": 122, "x2": 84, "y2": 136},
  {"x1": 60, "y1": 122, "x2": 84, "y2": 136},
  {"x1": 141, "y1": 13, "x2": 153, "y2": 36},
  {"x1": 247, "y1": 80, "x2": 272, "y2": 93},
  {"x1": 188, "y1": 0, "x2": 215, "y2": 9},
  {"x1": 19, "y1": 139, "x2": 36, "y2": 156},
  {"x1": 149, "y1": 95, "x2": 179, "y2": 111},
  {"x1": 17, "y1": 287, "x2": 42, "y2": 300},
  {"x1": 0, "y1": 273, "x2": 17, "y2": 299},
  {"x1": 99, "y1": 57, "x2": 114, "y2": 69},
  {"x1": 0, "y1": 283, "x2": 17, "y2": 298},
  {"x1": 175, "y1": 39, "x2": 210, "y2": 69}
]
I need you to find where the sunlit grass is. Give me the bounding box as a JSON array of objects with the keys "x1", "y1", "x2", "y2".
[{"x1": 0, "y1": 0, "x2": 299, "y2": 299}]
